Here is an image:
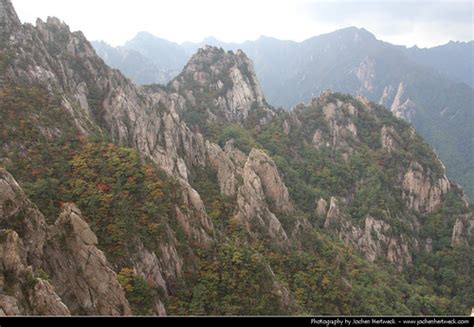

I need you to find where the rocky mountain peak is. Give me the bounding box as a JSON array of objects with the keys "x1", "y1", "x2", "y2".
[
  {"x1": 0, "y1": 0, "x2": 21, "y2": 40},
  {"x1": 170, "y1": 46, "x2": 272, "y2": 127},
  {"x1": 1, "y1": 0, "x2": 473, "y2": 315}
]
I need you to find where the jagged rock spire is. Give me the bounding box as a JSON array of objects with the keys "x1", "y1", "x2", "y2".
[{"x1": 171, "y1": 46, "x2": 272, "y2": 125}]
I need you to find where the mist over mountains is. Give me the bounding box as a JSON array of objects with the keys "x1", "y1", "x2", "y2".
[
  {"x1": 93, "y1": 29, "x2": 474, "y2": 199},
  {"x1": 1, "y1": 0, "x2": 473, "y2": 316}
]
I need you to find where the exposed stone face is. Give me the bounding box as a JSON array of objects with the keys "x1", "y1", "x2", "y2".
[
  {"x1": 0, "y1": 4, "x2": 297, "y2": 312},
  {"x1": 0, "y1": 295, "x2": 20, "y2": 316},
  {"x1": 28, "y1": 279, "x2": 71, "y2": 316},
  {"x1": 0, "y1": 228, "x2": 70, "y2": 316},
  {"x1": 380, "y1": 125, "x2": 398, "y2": 152},
  {"x1": 171, "y1": 46, "x2": 274, "y2": 126},
  {"x1": 312, "y1": 130, "x2": 324, "y2": 149},
  {"x1": 206, "y1": 142, "x2": 300, "y2": 250},
  {"x1": 234, "y1": 149, "x2": 292, "y2": 248},
  {"x1": 451, "y1": 214, "x2": 474, "y2": 247},
  {"x1": 246, "y1": 149, "x2": 293, "y2": 213},
  {"x1": 323, "y1": 198, "x2": 414, "y2": 270},
  {"x1": 324, "y1": 197, "x2": 341, "y2": 229},
  {"x1": 402, "y1": 162, "x2": 450, "y2": 213},
  {"x1": 0, "y1": 0, "x2": 21, "y2": 41},
  {"x1": 299, "y1": 93, "x2": 360, "y2": 159},
  {"x1": 178, "y1": 185, "x2": 215, "y2": 248},
  {"x1": 0, "y1": 168, "x2": 46, "y2": 269},
  {"x1": 1, "y1": 0, "x2": 473, "y2": 315},
  {"x1": 0, "y1": 167, "x2": 134, "y2": 315},
  {"x1": 289, "y1": 92, "x2": 472, "y2": 271},
  {"x1": 0, "y1": 230, "x2": 25, "y2": 275},
  {"x1": 354, "y1": 56, "x2": 376, "y2": 94},
  {"x1": 44, "y1": 204, "x2": 131, "y2": 316},
  {"x1": 206, "y1": 140, "x2": 245, "y2": 196},
  {"x1": 3, "y1": 1, "x2": 219, "y2": 258},
  {"x1": 0, "y1": 168, "x2": 73, "y2": 316},
  {"x1": 130, "y1": 240, "x2": 180, "y2": 316},
  {"x1": 388, "y1": 82, "x2": 416, "y2": 122},
  {"x1": 315, "y1": 198, "x2": 328, "y2": 217}
]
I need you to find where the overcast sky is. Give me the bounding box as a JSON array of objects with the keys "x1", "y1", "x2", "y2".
[{"x1": 11, "y1": 0, "x2": 474, "y2": 48}]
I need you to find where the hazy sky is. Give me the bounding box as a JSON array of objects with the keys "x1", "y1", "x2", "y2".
[{"x1": 11, "y1": 0, "x2": 474, "y2": 48}]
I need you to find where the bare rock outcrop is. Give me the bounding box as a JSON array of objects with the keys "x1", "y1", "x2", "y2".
[
  {"x1": 451, "y1": 214, "x2": 474, "y2": 247},
  {"x1": 28, "y1": 279, "x2": 71, "y2": 315},
  {"x1": 323, "y1": 197, "x2": 414, "y2": 270},
  {"x1": 44, "y1": 204, "x2": 131, "y2": 315},
  {"x1": 383, "y1": 82, "x2": 417, "y2": 122},
  {"x1": 315, "y1": 198, "x2": 328, "y2": 217},
  {"x1": 0, "y1": 168, "x2": 47, "y2": 268},
  {"x1": 0, "y1": 229, "x2": 70, "y2": 316},
  {"x1": 380, "y1": 125, "x2": 399, "y2": 152},
  {"x1": 245, "y1": 149, "x2": 293, "y2": 213},
  {"x1": 0, "y1": 168, "x2": 133, "y2": 315},
  {"x1": 298, "y1": 93, "x2": 360, "y2": 159},
  {"x1": 0, "y1": 294, "x2": 20, "y2": 316},
  {"x1": 402, "y1": 162, "x2": 450, "y2": 213},
  {"x1": 354, "y1": 56, "x2": 376, "y2": 94},
  {"x1": 234, "y1": 149, "x2": 292, "y2": 248},
  {"x1": 205, "y1": 140, "x2": 245, "y2": 196},
  {"x1": 172, "y1": 46, "x2": 272, "y2": 125}
]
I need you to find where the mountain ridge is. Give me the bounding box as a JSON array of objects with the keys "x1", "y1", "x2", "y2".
[
  {"x1": 0, "y1": 0, "x2": 473, "y2": 316},
  {"x1": 93, "y1": 28, "x2": 474, "y2": 200}
]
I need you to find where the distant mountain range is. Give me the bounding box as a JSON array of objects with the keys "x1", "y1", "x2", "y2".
[
  {"x1": 92, "y1": 29, "x2": 474, "y2": 199},
  {"x1": 93, "y1": 28, "x2": 474, "y2": 91},
  {"x1": 1, "y1": 0, "x2": 473, "y2": 315}
]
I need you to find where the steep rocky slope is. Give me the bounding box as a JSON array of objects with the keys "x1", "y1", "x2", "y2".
[
  {"x1": 253, "y1": 91, "x2": 473, "y2": 271},
  {"x1": 169, "y1": 46, "x2": 275, "y2": 135},
  {"x1": 0, "y1": 0, "x2": 294, "y2": 314},
  {"x1": 0, "y1": 168, "x2": 130, "y2": 315},
  {"x1": 95, "y1": 28, "x2": 474, "y2": 200},
  {"x1": 0, "y1": 0, "x2": 473, "y2": 315},
  {"x1": 400, "y1": 41, "x2": 474, "y2": 87}
]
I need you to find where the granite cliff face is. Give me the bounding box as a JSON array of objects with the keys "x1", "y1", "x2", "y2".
[
  {"x1": 380, "y1": 82, "x2": 416, "y2": 122},
  {"x1": 0, "y1": 0, "x2": 294, "y2": 314},
  {"x1": 0, "y1": 0, "x2": 473, "y2": 316},
  {"x1": 322, "y1": 197, "x2": 415, "y2": 270},
  {"x1": 279, "y1": 91, "x2": 471, "y2": 270},
  {"x1": 44, "y1": 204, "x2": 132, "y2": 315},
  {"x1": 170, "y1": 46, "x2": 275, "y2": 130},
  {"x1": 95, "y1": 28, "x2": 474, "y2": 201},
  {"x1": 401, "y1": 161, "x2": 450, "y2": 213},
  {"x1": 0, "y1": 169, "x2": 131, "y2": 315},
  {"x1": 234, "y1": 149, "x2": 293, "y2": 248}
]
